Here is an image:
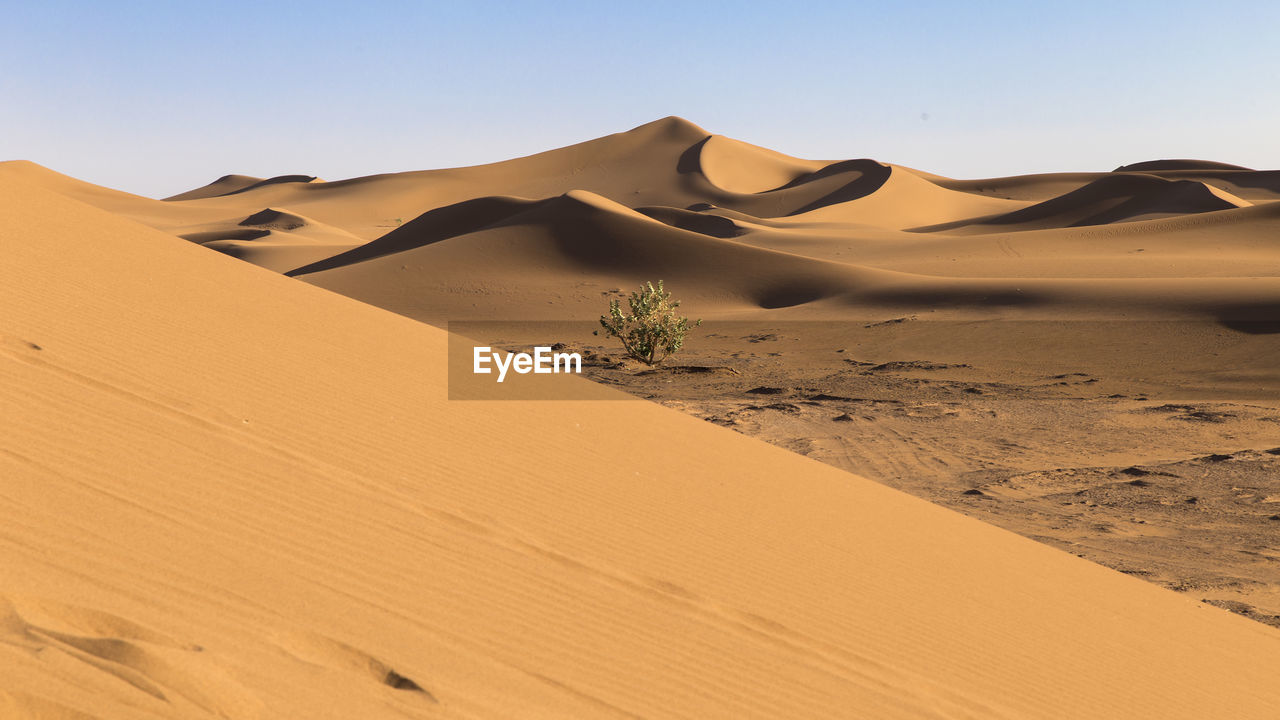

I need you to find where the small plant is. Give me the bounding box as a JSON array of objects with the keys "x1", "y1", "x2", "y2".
[{"x1": 598, "y1": 280, "x2": 700, "y2": 365}]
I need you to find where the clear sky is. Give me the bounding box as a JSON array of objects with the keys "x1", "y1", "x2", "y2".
[{"x1": 3, "y1": 1, "x2": 1277, "y2": 198}]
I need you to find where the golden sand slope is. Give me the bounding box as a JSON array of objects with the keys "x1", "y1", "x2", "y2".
[{"x1": 4, "y1": 162, "x2": 1280, "y2": 719}]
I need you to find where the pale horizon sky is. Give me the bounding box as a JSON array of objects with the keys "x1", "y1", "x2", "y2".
[{"x1": 3, "y1": 1, "x2": 1278, "y2": 198}]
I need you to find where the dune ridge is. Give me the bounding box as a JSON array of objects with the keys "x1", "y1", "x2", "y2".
[
  {"x1": 162, "y1": 174, "x2": 265, "y2": 201},
  {"x1": 163, "y1": 174, "x2": 322, "y2": 202}
]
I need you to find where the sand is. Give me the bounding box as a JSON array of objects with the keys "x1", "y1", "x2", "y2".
[{"x1": 4, "y1": 118, "x2": 1280, "y2": 718}]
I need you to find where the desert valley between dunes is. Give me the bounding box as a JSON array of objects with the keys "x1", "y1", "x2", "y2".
[{"x1": 3, "y1": 116, "x2": 1280, "y2": 718}]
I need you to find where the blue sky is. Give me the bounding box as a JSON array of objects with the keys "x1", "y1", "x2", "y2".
[{"x1": 3, "y1": 1, "x2": 1277, "y2": 197}]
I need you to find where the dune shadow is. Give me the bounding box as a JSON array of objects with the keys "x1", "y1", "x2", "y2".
[
  {"x1": 181, "y1": 228, "x2": 271, "y2": 244},
  {"x1": 1215, "y1": 170, "x2": 1280, "y2": 195},
  {"x1": 866, "y1": 287, "x2": 1045, "y2": 309},
  {"x1": 1215, "y1": 303, "x2": 1280, "y2": 334},
  {"x1": 784, "y1": 161, "x2": 893, "y2": 215},
  {"x1": 754, "y1": 283, "x2": 833, "y2": 309},
  {"x1": 636, "y1": 206, "x2": 745, "y2": 238},
  {"x1": 287, "y1": 196, "x2": 540, "y2": 276},
  {"x1": 676, "y1": 137, "x2": 710, "y2": 175}
]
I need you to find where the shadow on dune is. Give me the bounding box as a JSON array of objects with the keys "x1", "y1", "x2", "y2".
[
  {"x1": 783, "y1": 161, "x2": 894, "y2": 215},
  {"x1": 287, "y1": 196, "x2": 540, "y2": 276},
  {"x1": 679, "y1": 135, "x2": 891, "y2": 210},
  {"x1": 181, "y1": 228, "x2": 271, "y2": 244},
  {"x1": 676, "y1": 136, "x2": 711, "y2": 175},
  {"x1": 1189, "y1": 170, "x2": 1280, "y2": 196},
  {"x1": 752, "y1": 283, "x2": 838, "y2": 309},
  {"x1": 1215, "y1": 303, "x2": 1280, "y2": 334},
  {"x1": 864, "y1": 286, "x2": 1046, "y2": 309},
  {"x1": 635, "y1": 206, "x2": 746, "y2": 238},
  {"x1": 239, "y1": 208, "x2": 307, "y2": 230},
  {"x1": 1111, "y1": 162, "x2": 1280, "y2": 200}
]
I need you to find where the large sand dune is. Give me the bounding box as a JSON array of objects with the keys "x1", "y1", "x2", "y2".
[{"x1": 5, "y1": 118, "x2": 1280, "y2": 718}]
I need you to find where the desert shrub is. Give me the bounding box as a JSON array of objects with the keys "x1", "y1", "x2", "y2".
[{"x1": 598, "y1": 280, "x2": 700, "y2": 365}]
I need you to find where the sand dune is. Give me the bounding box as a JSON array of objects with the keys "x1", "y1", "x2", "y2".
[
  {"x1": 119, "y1": 118, "x2": 1031, "y2": 242},
  {"x1": 1125, "y1": 169, "x2": 1280, "y2": 203},
  {"x1": 30, "y1": 115, "x2": 1278, "y2": 288},
  {"x1": 173, "y1": 208, "x2": 362, "y2": 272},
  {"x1": 928, "y1": 170, "x2": 1108, "y2": 202},
  {"x1": 1115, "y1": 159, "x2": 1254, "y2": 172},
  {"x1": 285, "y1": 195, "x2": 547, "y2": 275},
  {"x1": 759, "y1": 200, "x2": 1280, "y2": 280},
  {"x1": 782, "y1": 164, "x2": 1029, "y2": 228},
  {"x1": 161, "y1": 173, "x2": 266, "y2": 201},
  {"x1": 10, "y1": 117, "x2": 1279, "y2": 323},
  {"x1": 6, "y1": 117, "x2": 1280, "y2": 717},
  {"x1": 0, "y1": 161, "x2": 360, "y2": 271},
  {"x1": 228, "y1": 120, "x2": 1268, "y2": 324},
  {"x1": 635, "y1": 204, "x2": 750, "y2": 237},
  {"x1": 928, "y1": 174, "x2": 1252, "y2": 232},
  {"x1": 6, "y1": 158, "x2": 1280, "y2": 720},
  {"x1": 75, "y1": 116, "x2": 1265, "y2": 326},
  {"x1": 0, "y1": 160, "x2": 217, "y2": 227},
  {"x1": 277, "y1": 191, "x2": 1280, "y2": 328},
  {"x1": 147, "y1": 117, "x2": 720, "y2": 242},
  {"x1": 693, "y1": 133, "x2": 828, "y2": 193},
  {"x1": 289, "y1": 189, "x2": 902, "y2": 321},
  {"x1": 164, "y1": 174, "x2": 321, "y2": 201}
]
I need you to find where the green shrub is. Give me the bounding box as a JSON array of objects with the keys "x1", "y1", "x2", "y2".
[{"x1": 598, "y1": 280, "x2": 700, "y2": 365}]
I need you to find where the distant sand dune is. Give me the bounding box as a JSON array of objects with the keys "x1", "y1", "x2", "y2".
[
  {"x1": 9, "y1": 117, "x2": 1280, "y2": 320},
  {"x1": 162, "y1": 173, "x2": 263, "y2": 200},
  {"x1": 285, "y1": 195, "x2": 546, "y2": 275},
  {"x1": 935, "y1": 174, "x2": 1252, "y2": 231},
  {"x1": 172, "y1": 207, "x2": 362, "y2": 272},
  {"x1": 1115, "y1": 159, "x2": 1254, "y2": 172},
  {"x1": 785, "y1": 164, "x2": 1029, "y2": 228},
  {"x1": 289, "y1": 188, "x2": 899, "y2": 319},
  {"x1": 164, "y1": 174, "x2": 322, "y2": 202},
  {"x1": 283, "y1": 186, "x2": 1280, "y2": 325}
]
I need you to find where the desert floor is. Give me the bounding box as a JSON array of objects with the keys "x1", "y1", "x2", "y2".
[{"x1": 474, "y1": 318, "x2": 1280, "y2": 628}]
